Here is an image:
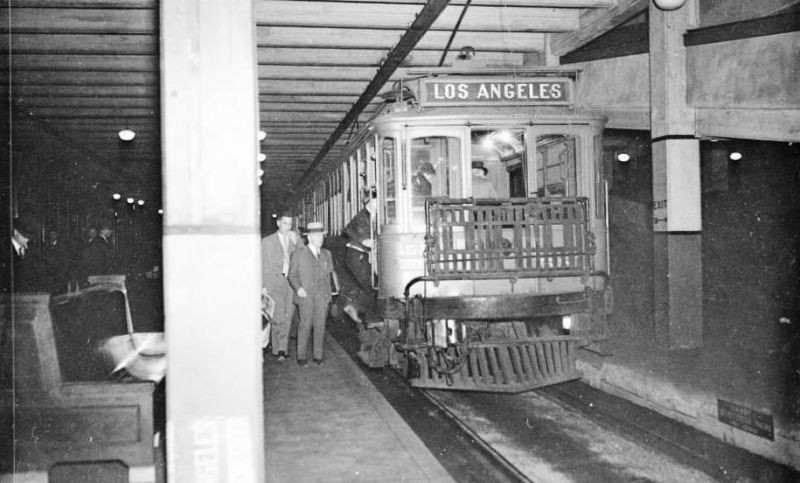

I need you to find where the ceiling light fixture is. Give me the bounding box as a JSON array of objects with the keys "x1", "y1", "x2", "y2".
[
  {"x1": 258, "y1": 130, "x2": 267, "y2": 141},
  {"x1": 118, "y1": 128, "x2": 136, "y2": 142},
  {"x1": 617, "y1": 153, "x2": 631, "y2": 163},
  {"x1": 258, "y1": 152, "x2": 267, "y2": 162},
  {"x1": 653, "y1": 0, "x2": 686, "y2": 11},
  {"x1": 729, "y1": 152, "x2": 743, "y2": 161}
]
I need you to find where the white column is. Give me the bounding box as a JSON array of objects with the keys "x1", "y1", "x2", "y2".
[
  {"x1": 160, "y1": 1, "x2": 263, "y2": 481},
  {"x1": 649, "y1": 0, "x2": 703, "y2": 349}
]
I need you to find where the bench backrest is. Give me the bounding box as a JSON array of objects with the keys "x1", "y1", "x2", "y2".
[{"x1": 0, "y1": 293, "x2": 62, "y2": 392}]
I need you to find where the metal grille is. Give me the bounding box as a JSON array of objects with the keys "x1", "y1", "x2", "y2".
[
  {"x1": 410, "y1": 336, "x2": 583, "y2": 392},
  {"x1": 425, "y1": 197, "x2": 594, "y2": 279}
]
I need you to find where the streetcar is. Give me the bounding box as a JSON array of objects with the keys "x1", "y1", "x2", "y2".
[{"x1": 296, "y1": 68, "x2": 610, "y2": 393}]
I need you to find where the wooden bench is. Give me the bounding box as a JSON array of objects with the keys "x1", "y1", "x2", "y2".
[{"x1": 0, "y1": 293, "x2": 159, "y2": 482}]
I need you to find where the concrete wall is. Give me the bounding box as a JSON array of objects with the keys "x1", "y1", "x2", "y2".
[
  {"x1": 566, "y1": 31, "x2": 800, "y2": 142},
  {"x1": 688, "y1": 32, "x2": 800, "y2": 142},
  {"x1": 572, "y1": 54, "x2": 651, "y2": 130},
  {"x1": 699, "y1": 0, "x2": 798, "y2": 27}
]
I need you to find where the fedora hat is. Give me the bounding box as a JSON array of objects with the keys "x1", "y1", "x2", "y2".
[
  {"x1": 304, "y1": 221, "x2": 327, "y2": 235},
  {"x1": 471, "y1": 161, "x2": 489, "y2": 175},
  {"x1": 418, "y1": 162, "x2": 436, "y2": 175}
]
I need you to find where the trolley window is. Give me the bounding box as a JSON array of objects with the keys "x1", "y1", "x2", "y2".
[
  {"x1": 410, "y1": 135, "x2": 462, "y2": 225},
  {"x1": 380, "y1": 137, "x2": 396, "y2": 225},
  {"x1": 536, "y1": 134, "x2": 577, "y2": 197},
  {"x1": 471, "y1": 128, "x2": 526, "y2": 198}
]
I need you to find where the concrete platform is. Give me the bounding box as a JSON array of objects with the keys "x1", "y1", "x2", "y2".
[
  {"x1": 577, "y1": 338, "x2": 800, "y2": 472},
  {"x1": 262, "y1": 333, "x2": 454, "y2": 483}
]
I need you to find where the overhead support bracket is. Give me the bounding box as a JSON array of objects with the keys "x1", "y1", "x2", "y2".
[
  {"x1": 299, "y1": 0, "x2": 451, "y2": 184},
  {"x1": 439, "y1": 0, "x2": 472, "y2": 66}
]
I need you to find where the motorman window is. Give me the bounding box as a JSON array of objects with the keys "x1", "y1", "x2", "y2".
[{"x1": 536, "y1": 134, "x2": 577, "y2": 197}]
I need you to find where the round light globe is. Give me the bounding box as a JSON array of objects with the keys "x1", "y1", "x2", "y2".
[
  {"x1": 729, "y1": 152, "x2": 743, "y2": 161},
  {"x1": 617, "y1": 153, "x2": 631, "y2": 163},
  {"x1": 118, "y1": 128, "x2": 136, "y2": 141},
  {"x1": 653, "y1": 0, "x2": 685, "y2": 11}
]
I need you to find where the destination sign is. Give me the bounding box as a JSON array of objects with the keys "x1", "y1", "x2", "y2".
[{"x1": 420, "y1": 77, "x2": 572, "y2": 107}]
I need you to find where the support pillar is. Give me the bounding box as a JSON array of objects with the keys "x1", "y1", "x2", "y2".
[
  {"x1": 160, "y1": 2, "x2": 263, "y2": 481},
  {"x1": 649, "y1": 0, "x2": 703, "y2": 349}
]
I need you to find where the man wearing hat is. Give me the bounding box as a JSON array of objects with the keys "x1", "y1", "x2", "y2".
[
  {"x1": 1, "y1": 218, "x2": 41, "y2": 292},
  {"x1": 412, "y1": 162, "x2": 436, "y2": 198},
  {"x1": 472, "y1": 161, "x2": 498, "y2": 198},
  {"x1": 288, "y1": 221, "x2": 340, "y2": 366}
]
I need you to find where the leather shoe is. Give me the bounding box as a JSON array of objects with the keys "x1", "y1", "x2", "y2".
[
  {"x1": 313, "y1": 358, "x2": 324, "y2": 366},
  {"x1": 297, "y1": 359, "x2": 308, "y2": 367}
]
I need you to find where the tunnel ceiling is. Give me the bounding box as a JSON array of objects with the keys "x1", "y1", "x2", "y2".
[{"x1": 1, "y1": 0, "x2": 644, "y2": 208}]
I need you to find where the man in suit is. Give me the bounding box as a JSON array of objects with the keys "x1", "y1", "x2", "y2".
[
  {"x1": 80, "y1": 224, "x2": 113, "y2": 284},
  {"x1": 412, "y1": 161, "x2": 435, "y2": 198},
  {"x1": 288, "y1": 221, "x2": 340, "y2": 366},
  {"x1": 42, "y1": 227, "x2": 72, "y2": 295},
  {"x1": 261, "y1": 213, "x2": 301, "y2": 362},
  {"x1": 1, "y1": 218, "x2": 41, "y2": 293}
]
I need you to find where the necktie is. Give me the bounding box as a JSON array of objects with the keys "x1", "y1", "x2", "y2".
[
  {"x1": 19, "y1": 246, "x2": 26, "y2": 258},
  {"x1": 280, "y1": 235, "x2": 290, "y2": 275}
]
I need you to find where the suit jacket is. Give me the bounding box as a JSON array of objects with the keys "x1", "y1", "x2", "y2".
[
  {"x1": 412, "y1": 173, "x2": 432, "y2": 197},
  {"x1": 261, "y1": 231, "x2": 300, "y2": 292},
  {"x1": 288, "y1": 246, "x2": 334, "y2": 303},
  {"x1": 0, "y1": 238, "x2": 41, "y2": 293},
  {"x1": 81, "y1": 236, "x2": 112, "y2": 277}
]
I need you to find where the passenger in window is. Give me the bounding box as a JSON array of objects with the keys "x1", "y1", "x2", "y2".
[
  {"x1": 412, "y1": 162, "x2": 436, "y2": 198},
  {"x1": 472, "y1": 161, "x2": 498, "y2": 198}
]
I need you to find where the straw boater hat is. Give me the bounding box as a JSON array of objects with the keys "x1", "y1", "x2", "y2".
[{"x1": 304, "y1": 221, "x2": 327, "y2": 235}]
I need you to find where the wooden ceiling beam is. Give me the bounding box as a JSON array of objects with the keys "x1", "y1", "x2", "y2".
[
  {"x1": 261, "y1": 126, "x2": 338, "y2": 134},
  {"x1": 257, "y1": 27, "x2": 544, "y2": 52},
  {"x1": 259, "y1": 79, "x2": 367, "y2": 95},
  {"x1": 2, "y1": 54, "x2": 158, "y2": 72},
  {"x1": 262, "y1": 111, "x2": 375, "y2": 122},
  {"x1": 19, "y1": 116, "x2": 157, "y2": 126},
  {"x1": 12, "y1": 85, "x2": 154, "y2": 97},
  {"x1": 3, "y1": 8, "x2": 157, "y2": 34},
  {"x1": 6, "y1": 33, "x2": 157, "y2": 54},
  {"x1": 258, "y1": 48, "x2": 387, "y2": 65},
  {"x1": 0, "y1": 1, "x2": 157, "y2": 7},
  {"x1": 15, "y1": 110, "x2": 158, "y2": 119},
  {"x1": 549, "y1": 0, "x2": 648, "y2": 56},
  {"x1": 2, "y1": 71, "x2": 157, "y2": 86},
  {"x1": 269, "y1": 0, "x2": 612, "y2": 6},
  {"x1": 260, "y1": 102, "x2": 357, "y2": 112},
  {"x1": 255, "y1": 1, "x2": 578, "y2": 32},
  {"x1": 257, "y1": 47, "x2": 526, "y2": 66},
  {"x1": 20, "y1": 96, "x2": 157, "y2": 108}
]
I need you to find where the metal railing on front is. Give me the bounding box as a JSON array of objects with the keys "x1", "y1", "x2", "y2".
[{"x1": 424, "y1": 197, "x2": 595, "y2": 280}]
